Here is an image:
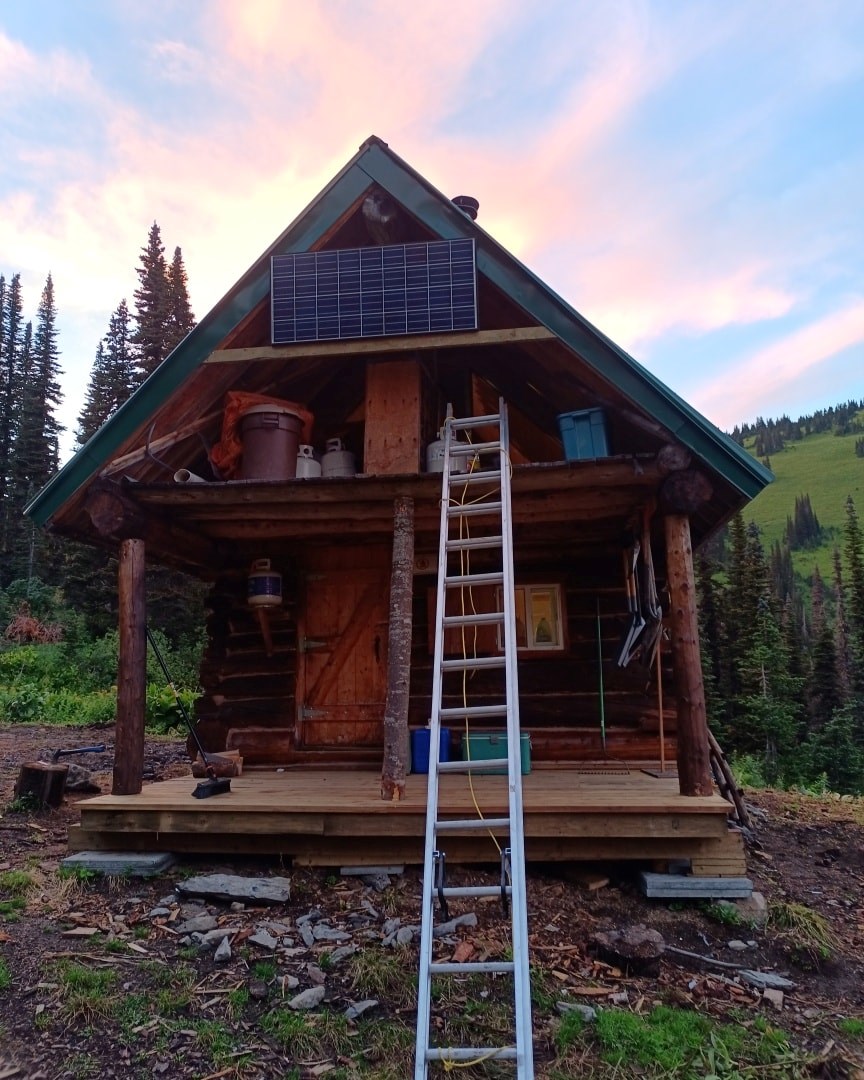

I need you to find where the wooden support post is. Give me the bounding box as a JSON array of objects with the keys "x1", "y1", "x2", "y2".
[
  {"x1": 381, "y1": 496, "x2": 414, "y2": 800},
  {"x1": 663, "y1": 514, "x2": 713, "y2": 796},
  {"x1": 113, "y1": 538, "x2": 147, "y2": 795}
]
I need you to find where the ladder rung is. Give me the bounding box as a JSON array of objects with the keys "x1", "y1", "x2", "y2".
[
  {"x1": 444, "y1": 572, "x2": 504, "y2": 587},
  {"x1": 449, "y1": 469, "x2": 501, "y2": 486},
  {"x1": 439, "y1": 704, "x2": 508, "y2": 719},
  {"x1": 447, "y1": 500, "x2": 502, "y2": 517},
  {"x1": 426, "y1": 1047, "x2": 518, "y2": 1063},
  {"x1": 429, "y1": 961, "x2": 515, "y2": 975},
  {"x1": 439, "y1": 885, "x2": 513, "y2": 899},
  {"x1": 435, "y1": 817, "x2": 510, "y2": 832},
  {"x1": 438, "y1": 757, "x2": 509, "y2": 773},
  {"x1": 445, "y1": 535, "x2": 503, "y2": 551},
  {"x1": 442, "y1": 612, "x2": 503, "y2": 628},
  {"x1": 449, "y1": 441, "x2": 500, "y2": 455},
  {"x1": 450, "y1": 414, "x2": 501, "y2": 430},
  {"x1": 440, "y1": 656, "x2": 505, "y2": 672}
]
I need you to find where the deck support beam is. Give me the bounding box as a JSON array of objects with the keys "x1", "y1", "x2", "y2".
[
  {"x1": 381, "y1": 496, "x2": 414, "y2": 800},
  {"x1": 113, "y1": 538, "x2": 147, "y2": 795},
  {"x1": 664, "y1": 514, "x2": 712, "y2": 797}
]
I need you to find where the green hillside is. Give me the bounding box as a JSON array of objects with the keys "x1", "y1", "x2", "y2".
[{"x1": 741, "y1": 422, "x2": 864, "y2": 582}]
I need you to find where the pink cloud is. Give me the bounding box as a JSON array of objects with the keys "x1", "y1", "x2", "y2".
[{"x1": 693, "y1": 302, "x2": 864, "y2": 428}]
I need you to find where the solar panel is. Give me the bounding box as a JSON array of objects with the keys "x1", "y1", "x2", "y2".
[{"x1": 271, "y1": 238, "x2": 477, "y2": 344}]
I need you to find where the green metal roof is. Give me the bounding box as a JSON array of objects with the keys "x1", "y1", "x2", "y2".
[{"x1": 26, "y1": 135, "x2": 770, "y2": 526}]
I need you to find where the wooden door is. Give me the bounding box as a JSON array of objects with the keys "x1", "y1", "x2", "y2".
[{"x1": 296, "y1": 567, "x2": 389, "y2": 748}]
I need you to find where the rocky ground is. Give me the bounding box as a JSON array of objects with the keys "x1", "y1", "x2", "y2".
[{"x1": 1, "y1": 724, "x2": 864, "y2": 1079}]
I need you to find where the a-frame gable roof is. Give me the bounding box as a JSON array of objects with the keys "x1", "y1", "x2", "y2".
[{"x1": 27, "y1": 135, "x2": 770, "y2": 527}]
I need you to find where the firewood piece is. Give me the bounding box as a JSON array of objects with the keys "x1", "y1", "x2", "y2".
[
  {"x1": 191, "y1": 755, "x2": 240, "y2": 779},
  {"x1": 14, "y1": 762, "x2": 68, "y2": 808}
]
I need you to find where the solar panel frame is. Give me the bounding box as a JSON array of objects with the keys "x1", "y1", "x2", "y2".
[{"x1": 271, "y1": 238, "x2": 477, "y2": 344}]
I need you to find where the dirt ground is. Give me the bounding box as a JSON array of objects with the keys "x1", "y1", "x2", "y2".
[{"x1": 1, "y1": 723, "x2": 864, "y2": 1079}]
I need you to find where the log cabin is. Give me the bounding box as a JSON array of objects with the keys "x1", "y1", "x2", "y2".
[{"x1": 26, "y1": 135, "x2": 771, "y2": 871}]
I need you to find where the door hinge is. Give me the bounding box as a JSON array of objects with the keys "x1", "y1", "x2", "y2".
[
  {"x1": 299, "y1": 636, "x2": 328, "y2": 653},
  {"x1": 300, "y1": 706, "x2": 328, "y2": 719}
]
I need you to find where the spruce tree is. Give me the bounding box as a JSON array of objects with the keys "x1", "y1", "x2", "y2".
[
  {"x1": 5, "y1": 276, "x2": 64, "y2": 585},
  {"x1": 166, "y1": 246, "x2": 195, "y2": 353},
  {"x1": 132, "y1": 222, "x2": 171, "y2": 380},
  {"x1": 0, "y1": 273, "x2": 24, "y2": 570},
  {"x1": 844, "y1": 495, "x2": 864, "y2": 645}
]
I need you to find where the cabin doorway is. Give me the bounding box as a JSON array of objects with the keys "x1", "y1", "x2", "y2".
[{"x1": 295, "y1": 552, "x2": 389, "y2": 749}]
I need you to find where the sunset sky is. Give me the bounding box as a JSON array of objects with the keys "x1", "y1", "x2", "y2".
[{"x1": 1, "y1": 1, "x2": 862, "y2": 458}]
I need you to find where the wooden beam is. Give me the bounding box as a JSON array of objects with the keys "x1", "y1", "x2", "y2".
[
  {"x1": 381, "y1": 496, "x2": 414, "y2": 800},
  {"x1": 664, "y1": 514, "x2": 712, "y2": 797},
  {"x1": 364, "y1": 359, "x2": 422, "y2": 475},
  {"x1": 113, "y1": 539, "x2": 147, "y2": 795},
  {"x1": 205, "y1": 326, "x2": 556, "y2": 365}
]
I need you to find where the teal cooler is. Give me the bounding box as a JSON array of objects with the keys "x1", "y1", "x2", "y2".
[
  {"x1": 410, "y1": 728, "x2": 452, "y2": 774},
  {"x1": 462, "y1": 731, "x2": 531, "y2": 774},
  {"x1": 557, "y1": 408, "x2": 609, "y2": 460}
]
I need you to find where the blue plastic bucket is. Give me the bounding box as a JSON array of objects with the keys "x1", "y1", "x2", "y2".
[{"x1": 410, "y1": 728, "x2": 452, "y2": 773}]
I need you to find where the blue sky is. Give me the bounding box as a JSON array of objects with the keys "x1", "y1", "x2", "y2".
[{"x1": 1, "y1": 1, "x2": 862, "y2": 458}]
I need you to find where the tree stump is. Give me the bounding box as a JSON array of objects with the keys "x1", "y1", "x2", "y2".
[{"x1": 14, "y1": 762, "x2": 68, "y2": 808}]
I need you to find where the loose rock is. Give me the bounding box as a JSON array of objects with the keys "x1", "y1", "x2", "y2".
[
  {"x1": 178, "y1": 873, "x2": 292, "y2": 905},
  {"x1": 590, "y1": 925, "x2": 665, "y2": 976},
  {"x1": 288, "y1": 986, "x2": 325, "y2": 1011}
]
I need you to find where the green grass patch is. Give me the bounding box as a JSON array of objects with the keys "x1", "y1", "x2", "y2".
[
  {"x1": 54, "y1": 960, "x2": 119, "y2": 1025},
  {"x1": 839, "y1": 1017, "x2": 864, "y2": 1038},
  {"x1": 0, "y1": 897, "x2": 26, "y2": 921},
  {"x1": 0, "y1": 869, "x2": 34, "y2": 896},
  {"x1": 348, "y1": 945, "x2": 417, "y2": 1008},
  {"x1": 597, "y1": 1005, "x2": 711, "y2": 1071},
  {"x1": 0, "y1": 956, "x2": 11, "y2": 990}
]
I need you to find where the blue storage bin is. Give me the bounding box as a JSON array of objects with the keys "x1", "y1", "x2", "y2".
[
  {"x1": 410, "y1": 728, "x2": 452, "y2": 774},
  {"x1": 557, "y1": 408, "x2": 609, "y2": 460}
]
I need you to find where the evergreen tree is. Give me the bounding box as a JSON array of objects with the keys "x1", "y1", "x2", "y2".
[
  {"x1": 77, "y1": 300, "x2": 135, "y2": 444},
  {"x1": 833, "y1": 548, "x2": 853, "y2": 703},
  {"x1": 844, "y1": 495, "x2": 864, "y2": 646},
  {"x1": 132, "y1": 222, "x2": 171, "y2": 380},
  {"x1": 0, "y1": 273, "x2": 24, "y2": 568},
  {"x1": 165, "y1": 246, "x2": 195, "y2": 353},
  {"x1": 5, "y1": 276, "x2": 64, "y2": 584}
]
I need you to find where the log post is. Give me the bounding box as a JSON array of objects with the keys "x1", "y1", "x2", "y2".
[
  {"x1": 381, "y1": 496, "x2": 414, "y2": 800},
  {"x1": 663, "y1": 513, "x2": 713, "y2": 796},
  {"x1": 113, "y1": 538, "x2": 147, "y2": 795}
]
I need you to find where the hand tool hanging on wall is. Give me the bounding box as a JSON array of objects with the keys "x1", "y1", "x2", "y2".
[
  {"x1": 616, "y1": 539, "x2": 645, "y2": 667},
  {"x1": 145, "y1": 628, "x2": 232, "y2": 799},
  {"x1": 636, "y1": 504, "x2": 663, "y2": 670}
]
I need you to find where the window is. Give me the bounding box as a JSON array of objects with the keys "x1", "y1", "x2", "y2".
[{"x1": 499, "y1": 585, "x2": 564, "y2": 652}]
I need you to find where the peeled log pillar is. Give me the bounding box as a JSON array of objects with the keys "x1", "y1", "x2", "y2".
[
  {"x1": 381, "y1": 496, "x2": 414, "y2": 800},
  {"x1": 663, "y1": 514, "x2": 713, "y2": 797},
  {"x1": 113, "y1": 538, "x2": 147, "y2": 795}
]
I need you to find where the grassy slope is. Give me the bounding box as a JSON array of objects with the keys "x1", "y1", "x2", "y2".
[{"x1": 742, "y1": 425, "x2": 864, "y2": 582}]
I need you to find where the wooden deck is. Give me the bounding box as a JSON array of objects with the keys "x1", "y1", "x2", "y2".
[{"x1": 69, "y1": 767, "x2": 746, "y2": 875}]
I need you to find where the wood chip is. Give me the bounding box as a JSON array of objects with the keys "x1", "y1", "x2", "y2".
[
  {"x1": 572, "y1": 986, "x2": 614, "y2": 997},
  {"x1": 61, "y1": 927, "x2": 100, "y2": 937}
]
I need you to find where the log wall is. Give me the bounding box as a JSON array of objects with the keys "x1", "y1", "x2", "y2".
[{"x1": 194, "y1": 548, "x2": 677, "y2": 767}]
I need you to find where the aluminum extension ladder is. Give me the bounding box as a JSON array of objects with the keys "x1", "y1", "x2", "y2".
[{"x1": 414, "y1": 400, "x2": 534, "y2": 1079}]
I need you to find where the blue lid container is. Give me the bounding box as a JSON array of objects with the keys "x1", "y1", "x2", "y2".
[
  {"x1": 410, "y1": 728, "x2": 452, "y2": 774},
  {"x1": 557, "y1": 408, "x2": 609, "y2": 460}
]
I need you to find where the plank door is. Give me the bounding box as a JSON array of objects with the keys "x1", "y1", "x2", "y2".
[{"x1": 296, "y1": 568, "x2": 389, "y2": 748}]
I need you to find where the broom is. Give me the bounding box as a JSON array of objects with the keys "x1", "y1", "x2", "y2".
[{"x1": 146, "y1": 628, "x2": 232, "y2": 798}]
